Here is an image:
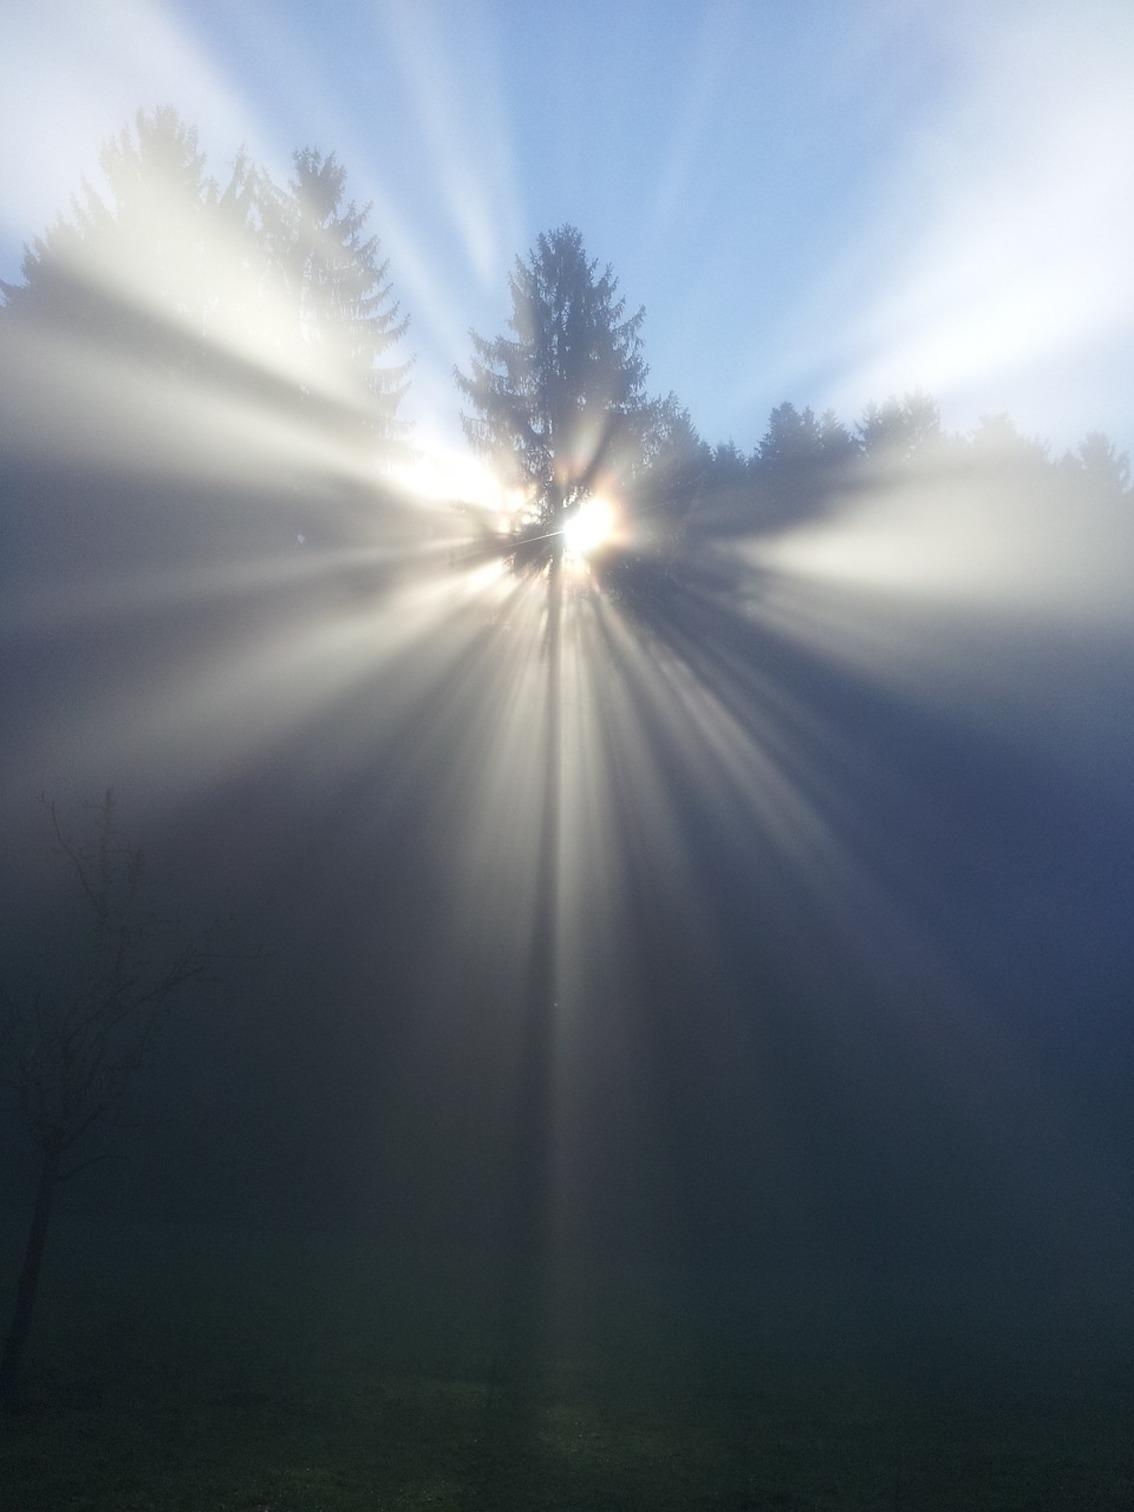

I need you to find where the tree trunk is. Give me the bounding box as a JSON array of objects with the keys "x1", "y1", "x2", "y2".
[{"x1": 0, "y1": 1144, "x2": 61, "y2": 1400}]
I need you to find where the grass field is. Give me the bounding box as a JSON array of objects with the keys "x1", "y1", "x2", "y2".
[{"x1": 2, "y1": 1211, "x2": 1131, "y2": 1510}]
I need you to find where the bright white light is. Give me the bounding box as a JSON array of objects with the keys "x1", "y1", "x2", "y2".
[
  {"x1": 383, "y1": 444, "x2": 505, "y2": 509},
  {"x1": 562, "y1": 497, "x2": 614, "y2": 559}
]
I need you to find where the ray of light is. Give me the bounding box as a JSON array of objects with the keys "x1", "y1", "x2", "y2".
[
  {"x1": 734, "y1": 4, "x2": 1134, "y2": 450},
  {"x1": 375, "y1": 0, "x2": 523, "y2": 292},
  {"x1": 1, "y1": 0, "x2": 275, "y2": 240},
  {"x1": 3, "y1": 2, "x2": 1128, "y2": 1303}
]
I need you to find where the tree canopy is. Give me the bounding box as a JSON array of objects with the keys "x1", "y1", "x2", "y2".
[
  {"x1": 2, "y1": 112, "x2": 1129, "y2": 535},
  {"x1": 455, "y1": 225, "x2": 658, "y2": 528},
  {"x1": 1, "y1": 108, "x2": 409, "y2": 457},
  {"x1": 258, "y1": 147, "x2": 410, "y2": 449}
]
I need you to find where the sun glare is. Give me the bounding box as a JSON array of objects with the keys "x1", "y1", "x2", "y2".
[
  {"x1": 562, "y1": 497, "x2": 614, "y2": 559},
  {"x1": 383, "y1": 446, "x2": 505, "y2": 510}
]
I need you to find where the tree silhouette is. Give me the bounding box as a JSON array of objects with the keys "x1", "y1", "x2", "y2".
[
  {"x1": 857, "y1": 392, "x2": 942, "y2": 465},
  {"x1": 757, "y1": 401, "x2": 824, "y2": 470},
  {"x1": 969, "y1": 413, "x2": 1050, "y2": 470},
  {"x1": 749, "y1": 402, "x2": 840, "y2": 529},
  {"x1": 258, "y1": 148, "x2": 410, "y2": 451},
  {"x1": 605, "y1": 394, "x2": 708, "y2": 603},
  {"x1": 455, "y1": 225, "x2": 657, "y2": 550},
  {"x1": 709, "y1": 440, "x2": 751, "y2": 486},
  {"x1": 1, "y1": 108, "x2": 256, "y2": 368},
  {"x1": 0, "y1": 793, "x2": 208, "y2": 1401},
  {"x1": 1, "y1": 112, "x2": 409, "y2": 463},
  {"x1": 1073, "y1": 431, "x2": 1131, "y2": 500}
]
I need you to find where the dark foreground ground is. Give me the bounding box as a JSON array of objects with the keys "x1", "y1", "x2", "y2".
[{"x1": 1, "y1": 1212, "x2": 1131, "y2": 1511}]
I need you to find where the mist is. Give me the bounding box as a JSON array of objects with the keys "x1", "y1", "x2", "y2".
[{"x1": 2, "y1": 13, "x2": 1133, "y2": 1508}]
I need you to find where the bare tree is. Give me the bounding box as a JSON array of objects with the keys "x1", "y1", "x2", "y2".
[{"x1": 0, "y1": 790, "x2": 207, "y2": 1399}]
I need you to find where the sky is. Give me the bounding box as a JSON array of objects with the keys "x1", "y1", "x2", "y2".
[{"x1": 4, "y1": 0, "x2": 1132, "y2": 463}]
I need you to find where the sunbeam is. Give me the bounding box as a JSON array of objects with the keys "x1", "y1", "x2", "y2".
[{"x1": 2, "y1": 9, "x2": 1133, "y2": 1505}]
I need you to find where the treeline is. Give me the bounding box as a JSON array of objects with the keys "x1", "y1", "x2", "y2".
[
  {"x1": 2, "y1": 106, "x2": 1129, "y2": 541},
  {"x1": 685, "y1": 393, "x2": 1131, "y2": 533},
  {"x1": 0, "y1": 107, "x2": 408, "y2": 469},
  {"x1": 605, "y1": 391, "x2": 1131, "y2": 601}
]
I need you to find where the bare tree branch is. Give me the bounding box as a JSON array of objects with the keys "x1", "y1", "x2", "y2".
[{"x1": 3, "y1": 792, "x2": 214, "y2": 1160}]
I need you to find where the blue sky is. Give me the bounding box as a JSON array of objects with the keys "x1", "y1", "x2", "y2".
[{"x1": 4, "y1": 0, "x2": 1132, "y2": 458}]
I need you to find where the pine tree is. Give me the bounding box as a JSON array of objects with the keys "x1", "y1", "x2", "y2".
[
  {"x1": 757, "y1": 402, "x2": 823, "y2": 469},
  {"x1": 455, "y1": 225, "x2": 654, "y2": 536},
  {"x1": 857, "y1": 392, "x2": 942, "y2": 464},
  {"x1": 1074, "y1": 431, "x2": 1130, "y2": 500},
  {"x1": 258, "y1": 149, "x2": 409, "y2": 452},
  {"x1": 2, "y1": 119, "x2": 410, "y2": 457},
  {"x1": 1, "y1": 107, "x2": 252, "y2": 362}
]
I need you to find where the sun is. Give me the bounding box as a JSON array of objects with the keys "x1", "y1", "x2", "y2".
[{"x1": 562, "y1": 497, "x2": 614, "y2": 559}]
